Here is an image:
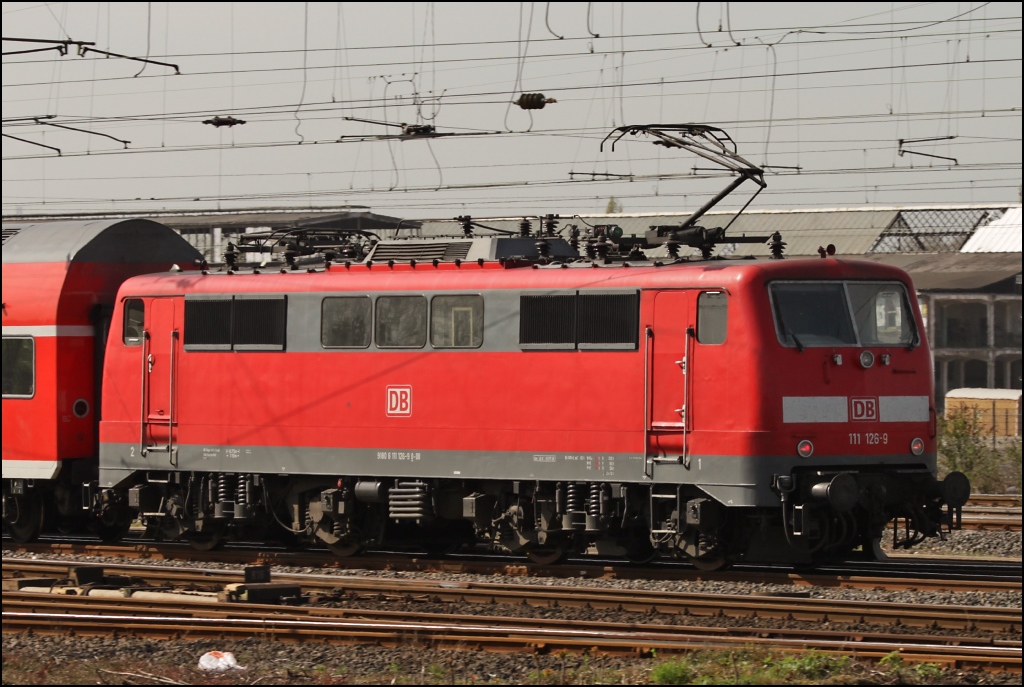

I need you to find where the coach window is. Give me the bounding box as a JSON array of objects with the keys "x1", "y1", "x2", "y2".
[
  {"x1": 322, "y1": 297, "x2": 372, "y2": 348},
  {"x1": 697, "y1": 292, "x2": 728, "y2": 345},
  {"x1": 431, "y1": 295, "x2": 483, "y2": 348},
  {"x1": 376, "y1": 296, "x2": 427, "y2": 348},
  {"x1": 123, "y1": 299, "x2": 145, "y2": 346},
  {"x1": 1, "y1": 337, "x2": 34, "y2": 398}
]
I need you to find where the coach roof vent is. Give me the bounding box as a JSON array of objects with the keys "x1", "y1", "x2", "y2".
[
  {"x1": 367, "y1": 240, "x2": 473, "y2": 263},
  {"x1": 2, "y1": 224, "x2": 26, "y2": 245}
]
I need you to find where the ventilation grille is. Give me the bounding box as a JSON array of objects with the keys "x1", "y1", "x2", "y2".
[
  {"x1": 184, "y1": 297, "x2": 286, "y2": 350},
  {"x1": 233, "y1": 298, "x2": 286, "y2": 348},
  {"x1": 577, "y1": 293, "x2": 639, "y2": 346},
  {"x1": 370, "y1": 241, "x2": 472, "y2": 262},
  {"x1": 184, "y1": 300, "x2": 232, "y2": 348},
  {"x1": 520, "y1": 295, "x2": 576, "y2": 346}
]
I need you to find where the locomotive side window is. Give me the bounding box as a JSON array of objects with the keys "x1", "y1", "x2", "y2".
[
  {"x1": 697, "y1": 292, "x2": 728, "y2": 345},
  {"x1": 1, "y1": 337, "x2": 34, "y2": 398},
  {"x1": 322, "y1": 297, "x2": 372, "y2": 348},
  {"x1": 770, "y1": 283, "x2": 857, "y2": 348},
  {"x1": 520, "y1": 294, "x2": 576, "y2": 349},
  {"x1": 123, "y1": 299, "x2": 145, "y2": 346},
  {"x1": 184, "y1": 299, "x2": 233, "y2": 350},
  {"x1": 376, "y1": 296, "x2": 427, "y2": 348},
  {"x1": 577, "y1": 292, "x2": 639, "y2": 349},
  {"x1": 233, "y1": 297, "x2": 286, "y2": 350},
  {"x1": 431, "y1": 295, "x2": 483, "y2": 348}
]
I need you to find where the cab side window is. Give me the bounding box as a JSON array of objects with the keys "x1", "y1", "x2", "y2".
[
  {"x1": 123, "y1": 299, "x2": 145, "y2": 346},
  {"x1": 697, "y1": 292, "x2": 728, "y2": 345}
]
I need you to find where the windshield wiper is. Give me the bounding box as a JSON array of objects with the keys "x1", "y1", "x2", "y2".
[{"x1": 773, "y1": 301, "x2": 804, "y2": 352}]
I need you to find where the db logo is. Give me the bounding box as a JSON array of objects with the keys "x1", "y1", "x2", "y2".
[
  {"x1": 850, "y1": 397, "x2": 879, "y2": 422},
  {"x1": 386, "y1": 386, "x2": 412, "y2": 417}
]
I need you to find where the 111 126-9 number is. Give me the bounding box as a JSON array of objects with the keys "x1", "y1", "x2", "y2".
[{"x1": 849, "y1": 433, "x2": 888, "y2": 446}]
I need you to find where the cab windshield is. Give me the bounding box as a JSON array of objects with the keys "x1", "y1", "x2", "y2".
[{"x1": 770, "y1": 281, "x2": 917, "y2": 348}]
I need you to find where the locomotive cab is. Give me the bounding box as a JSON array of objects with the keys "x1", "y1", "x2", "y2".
[{"x1": 755, "y1": 268, "x2": 969, "y2": 560}]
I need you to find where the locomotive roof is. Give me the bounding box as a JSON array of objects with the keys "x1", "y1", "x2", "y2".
[
  {"x1": 2, "y1": 218, "x2": 201, "y2": 265},
  {"x1": 117, "y1": 256, "x2": 917, "y2": 297}
]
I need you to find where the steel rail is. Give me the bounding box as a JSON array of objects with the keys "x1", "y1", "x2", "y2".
[
  {"x1": 4, "y1": 542, "x2": 1020, "y2": 593},
  {"x1": 3, "y1": 607, "x2": 1019, "y2": 673},
  {"x1": 6, "y1": 592, "x2": 1020, "y2": 649},
  {"x1": 3, "y1": 560, "x2": 1020, "y2": 632},
  {"x1": 3, "y1": 544, "x2": 1021, "y2": 592}
]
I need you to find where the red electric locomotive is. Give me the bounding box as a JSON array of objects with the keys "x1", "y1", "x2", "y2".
[{"x1": 88, "y1": 244, "x2": 968, "y2": 566}]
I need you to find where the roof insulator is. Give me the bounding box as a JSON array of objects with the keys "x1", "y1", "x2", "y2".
[
  {"x1": 432, "y1": 259, "x2": 440, "y2": 267},
  {"x1": 515, "y1": 93, "x2": 557, "y2": 110},
  {"x1": 477, "y1": 258, "x2": 484, "y2": 266},
  {"x1": 388, "y1": 260, "x2": 395, "y2": 268},
  {"x1": 454, "y1": 259, "x2": 462, "y2": 267},
  {"x1": 409, "y1": 259, "x2": 417, "y2": 267}
]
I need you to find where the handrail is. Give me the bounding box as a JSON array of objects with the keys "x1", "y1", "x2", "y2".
[
  {"x1": 167, "y1": 330, "x2": 178, "y2": 466},
  {"x1": 140, "y1": 331, "x2": 149, "y2": 457},
  {"x1": 643, "y1": 326, "x2": 653, "y2": 477}
]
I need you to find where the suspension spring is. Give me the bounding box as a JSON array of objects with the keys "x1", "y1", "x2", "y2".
[
  {"x1": 566, "y1": 483, "x2": 586, "y2": 513},
  {"x1": 217, "y1": 474, "x2": 233, "y2": 503},
  {"x1": 236, "y1": 474, "x2": 248, "y2": 505},
  {"x1": 587, "y1": 483, "x2": 603, "y2": 517}
]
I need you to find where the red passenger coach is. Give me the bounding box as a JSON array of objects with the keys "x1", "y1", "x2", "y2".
[{"x1": 2, "y1": 219, "x2": 201, "y2": 541}]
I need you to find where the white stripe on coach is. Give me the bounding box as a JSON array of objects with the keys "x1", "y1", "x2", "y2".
[{"x1": 2, "y1": 325, "x2": 93, "y2": 337}]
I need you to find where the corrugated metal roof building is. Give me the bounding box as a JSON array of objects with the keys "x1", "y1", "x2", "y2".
[{"x1": 961, "y1": 207, "x2": 1023, "y2": 253}]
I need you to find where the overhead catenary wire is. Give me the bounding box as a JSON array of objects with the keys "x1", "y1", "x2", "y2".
[{"x1": 2, "y1": 4, "x2": 1019, "y2": 216}]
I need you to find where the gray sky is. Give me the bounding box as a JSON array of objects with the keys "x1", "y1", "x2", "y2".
[{"x1": 2, "y1": 2, "x2": 1021, "y2": 219}]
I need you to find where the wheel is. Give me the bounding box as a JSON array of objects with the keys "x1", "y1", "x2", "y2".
[
  {"x1": 327, "y1": 539, "x2": 363, "y2": 557},
  {"x1": 525, "y1": 545, "x2": 567, "y2": 566},
  {"x1": 625, "y1": 537, "x2": 657, "y2": 564},
  {"x1": 5, "y1": 494, "x2": 44, "y2": 543},
  {"x1": 422, "y1": 541, "x2": 462, "y2": 558},
  {"x1": 185, "y1": 530, "x2": 224, "y2": 551},
  {"x1": 93, "y1": 506, "x2": 134, "y2": 543},
  {"x1": 687, "y1": 554, "x2": 729, "y2": 572}
]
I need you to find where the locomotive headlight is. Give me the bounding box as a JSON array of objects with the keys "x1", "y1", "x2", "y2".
[
  {"x1": 910, "y1": 437, "x2": 925, "y2": 456},
  {"x1": 797, "y1": 440, "x2": 814, "y2": 458},
  {"x1": 859, "y1": 350, "x2": 875, "y2": 369}
]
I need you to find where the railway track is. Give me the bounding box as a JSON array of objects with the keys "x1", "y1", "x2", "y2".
[
  {"x1": 3, "y1": 598, "x2": 1020, "y2": 672},
  {"x1": 967, "y1": 494, "x2": 1023, "y2": 509},
  {"x1": 3, "y1": 539, "x2": 1020, "y2": 593},
  {"x1": 3, "y1": 559, "x2": 1020, "y2": 633},
  {"x1": 3, "y1": 561, "x2": 1021, "y2": 673}
]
